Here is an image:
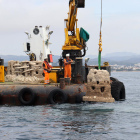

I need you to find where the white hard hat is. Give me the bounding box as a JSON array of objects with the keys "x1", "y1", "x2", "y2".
[
  {"x1": 66, "y1": 54, "x2": 70, "y2": 57},
  {"x1": 44, "y1": 57, "x2": 48, "y2": 60},
  {"x1": 85, "y1": 58, "x2": 90, "y2": 63}
]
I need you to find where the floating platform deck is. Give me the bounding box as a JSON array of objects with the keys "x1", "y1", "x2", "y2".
[{"x1": 0, "y1": 82, "x2": 87, "y2": 106}]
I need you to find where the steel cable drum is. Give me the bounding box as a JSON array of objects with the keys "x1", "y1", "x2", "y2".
[{"x1": 77, "y1": 0, "x2": 85, "y2": 8}]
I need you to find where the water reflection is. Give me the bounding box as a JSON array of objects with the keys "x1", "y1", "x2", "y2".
[{"x1": 42, "y1": 104, "x2": 114, "y2": 139}]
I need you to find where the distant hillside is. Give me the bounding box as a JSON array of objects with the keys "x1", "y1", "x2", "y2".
[
  {"x1": 88, "y1": 56, "x2": 140, "y2": 66},
  {"x1": 87, "y1": 59, "x2": 138, "y2": 66},
  {"x1": 1, "y1": 55, "x2": 29, "y2": 63},
  {"x1": 2, "y1": 54, "x2": 60, "y2": 66},
  {"x1": 104, "y1": 52, "x2": 138, "y2": 57},
  {"x1": 87, "y1": 52, "x2": 140, "y2": 66},
  {"x1": 2, "y1": 52, "x2": 140, "y2": 66}
]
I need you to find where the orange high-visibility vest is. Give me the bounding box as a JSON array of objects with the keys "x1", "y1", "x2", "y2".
[
  {"x1": 43, "y1": 62, "x2": 49, "y2": 84},
  {"x1": 64, "y1": 58, "x2": 73, "y2": 80}
]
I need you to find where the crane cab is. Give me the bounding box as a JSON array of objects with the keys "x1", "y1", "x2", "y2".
[{"x1": 23, "y1": 26, "x2": 53, "y2": 63}]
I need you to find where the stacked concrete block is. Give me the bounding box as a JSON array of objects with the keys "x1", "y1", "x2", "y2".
[
  {"x1": 5, "y1": 60, "x2": 44, "y2": 83},
  {"x1": 83, "y1": 69, "x2": 115, "y2": 102},
  {"x1": 13, "y1": 75, "x2": 39, "y2": 84},
  {"x1": 7, "y1": 60, "x2": 19, "y2": 75},
  {"x1": 29, "y1": 61, "x2": 44, "y2": 79},
  {"x1": 5, "y1": 75, "x2": 16, "y2": 82}
]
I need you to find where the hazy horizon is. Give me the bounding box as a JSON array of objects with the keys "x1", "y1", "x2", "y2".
[{"x1": 0, "y1": 51, "x2": 140, "y2": 57}]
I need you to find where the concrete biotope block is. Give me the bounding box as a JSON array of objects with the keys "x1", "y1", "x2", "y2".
[
  {"x1": 5, "y1": 60, "x2": 44, "y2": 83},
  {"x1": 83, "y1": 69, "x2": 115, "y2": 103}
]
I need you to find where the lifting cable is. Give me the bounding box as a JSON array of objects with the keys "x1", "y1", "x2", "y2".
[{"x1": 98, "y1": 0, "x2": 102, "y2": 70}]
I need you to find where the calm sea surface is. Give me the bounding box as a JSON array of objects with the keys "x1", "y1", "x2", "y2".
[{"x1": 0, "y1": 72, "x2": 140, "y2": 140}]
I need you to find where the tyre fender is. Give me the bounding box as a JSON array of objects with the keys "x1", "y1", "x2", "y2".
[
  {"x1": 119, "y1": 82, "x2": 126, "y2": 100},
  {"x1": 18, "y1": 88, "x2": 36, "y2": 105},
  {"x1": 110, "y1": 77, "x2": 118, "y2": 82},
  {"x1": 111, "y1": 81, "x2": 126, "y2": 101},
  {"x1": 48, "y1": 89, "x2": 68, "y2": 104},
  {"x1": 76, "y1": 92, "x2": 86, "y2": 103}
]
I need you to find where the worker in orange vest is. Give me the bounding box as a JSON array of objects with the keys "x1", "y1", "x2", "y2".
[
  {"x1": 64, "y1": 54, "x2": 73, "y2": 80},
  {"x1": 43, "y1": 57, "x2": 53, "y2": 84}
]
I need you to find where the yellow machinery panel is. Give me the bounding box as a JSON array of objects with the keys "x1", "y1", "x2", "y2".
[
  {"x1": 0, "y1": 66, "x2": 5, "y2": 82},
  {"x1": 49, "y1": 70, "x2": 58, "y2": 83},
  {"x1": 103, "y1": 62, "x2": 109, "y2": 66}
]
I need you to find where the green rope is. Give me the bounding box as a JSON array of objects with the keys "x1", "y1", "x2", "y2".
[
  {"x1": 98, "y1": 0, "x2": 102, "y2": 70},
  {"x1": 98, "y1": 51, "x2": 101, "y2": 70}
]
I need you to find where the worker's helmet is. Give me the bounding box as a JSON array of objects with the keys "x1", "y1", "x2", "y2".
[
  {"x1": 44, "y1": 57, "x2": 48, "y2": 60},
  {"x1": 66, "y1": 54, "x2": 70, "y2": 57}
]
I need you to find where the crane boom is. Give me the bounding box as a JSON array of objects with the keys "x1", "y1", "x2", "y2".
[
  {"x1": 66, "y1": 0, "x2": 78, "y2": 31},
  {"x1": 62, "y1": 0, "x2": 89, "y2": 58}
]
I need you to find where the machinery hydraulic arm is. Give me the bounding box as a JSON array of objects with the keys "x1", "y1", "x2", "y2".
[
  {"x1": 66, "y1": 0, "x2": 84, "y2": 31},
  {"x1": 62, "y1": 0, "x2": 89, "y2": 53}
]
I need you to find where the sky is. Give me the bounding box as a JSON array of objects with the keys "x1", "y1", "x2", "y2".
[{"x1": 0, "y1": 0, "x2": 140, "y2": 56}]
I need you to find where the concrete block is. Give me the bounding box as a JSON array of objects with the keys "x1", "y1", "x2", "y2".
[
  {"x1": 5, "y1": 60, "x2": 44, "y2": 83},
  {"x1": 83, "y1": 69, "x2": 114, "y2": 103}
]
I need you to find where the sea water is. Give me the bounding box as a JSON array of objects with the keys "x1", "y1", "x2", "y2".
[{"x1": 0, "y1": 72, "x2": 140, "y2": 140}]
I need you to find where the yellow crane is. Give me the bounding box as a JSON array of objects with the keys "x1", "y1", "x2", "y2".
[
  {"x1": 59, "y1": 0, "x2": 89, "y2": 83},
  {"x1": 62, "y1": 0, "x2": 89, "y2": 59}
]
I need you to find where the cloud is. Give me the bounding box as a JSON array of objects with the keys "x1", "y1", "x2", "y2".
[
  {"x1": 0, "y1": 0, "x2": 68, "y2": 32},
  {"x1": 0, "y1": 0, "x2": 140, "y2": 56}
]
